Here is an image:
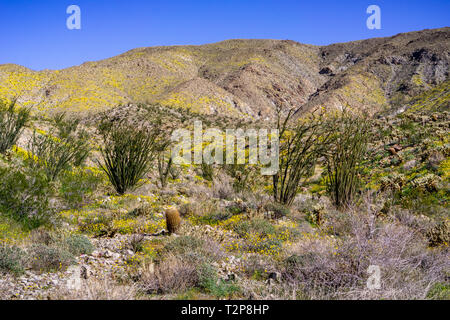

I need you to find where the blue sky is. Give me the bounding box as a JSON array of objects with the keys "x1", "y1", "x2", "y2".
[{"x1": 0, "y1": 0, "x2": 448, "y2": 70}]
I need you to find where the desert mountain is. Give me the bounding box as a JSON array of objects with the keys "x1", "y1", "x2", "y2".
[{"x1": 0, "y1": 27, "x2": 448, "y2": 118}]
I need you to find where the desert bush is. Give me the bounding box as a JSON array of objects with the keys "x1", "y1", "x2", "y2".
[
  {"x1": 283, "y1": 207, "x2": 449, "y2": 299},
  {"x1": 197, "y1": 263, "x2": 240, "y2": 298},
  {"x1": 426, "y1": 219, "x2": 449, "y2": 247},
  {"x1": 194, "y1": 209, "x2": 233, "y2": 225},
  {"x1": 163, "y1": 236, "x2": 205, "y2": 256},
  {"x1": 273, "y1": 105, "x2": 330, "y2": 206},
  {"x1": 232, "y1": 218, "x2": 276, "y2": 238},
  {"x1": 51, "y1": 277, "x2": 137, "y2": 300},
  {"x1": 223, "y1": 161, "x2": 255, "y2": 193},
  {"x1": 97, "y1": 121, "x2": 161, "y2": 195},
  {"x1": 64, "y1": 234, "x2": 94, "y2": 255},
  {"x1": 0, "y1": 244, "x2": 26, "y2": 275},
  {"x1": 241, "y1": 254, "x2": 277, "y2": 280},
  {"x1": 59, "y1": 167, "x2": 105, "y2": 208},
  {"x1": 200, "y1": 162, "x2": 214, "y2": 181},
  {"x1": 264, "y1": 202, "x2": 291, "y2": 219},
  {"x1": 0, "y1": 99, "x2": 30, "y2": 154},
  {"x1": 128, "y1": 234, "x2": 145, "y2": 253},
  {"x1": 323, "y1": 110, "x2": 370, "y2": 208},
  {"x1": 29, "y1": 228, "x2": 54, "y2": 245},
  {"x1": 178, "y1": 202, "x2": 195, "y2": 217},
  {"x1": 163, "y1": 235, "x2": 224, "y2": 263},
  {"x1": 426, "y1": 282, "x2": 450, "y2": 300},
  {"x1": 28, "y1": 244, "x2": 75, "y2": 272},
  {"x1": 0, "y1": 164, "x2": 54, "y2": 230},
  {"x1": 78, "y1": 212, "x2": 117, "y2": 237},
  {"x1": 128, "y1": 203, "x2": 152, "y2": 217},
  {"x1": 224, "y1": 217, "x2": 289, "y2": 255},
  {"x1": 141, "y1": 253, "x2": 199, "y2": 294},
  {"x1": 212, "y1": 173, "x2": 235, "y2": 200},
  {"x1": 177, "y1": 199, "x2": 218, "y2": 223}
]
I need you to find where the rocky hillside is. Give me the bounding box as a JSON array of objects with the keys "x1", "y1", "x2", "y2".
[{"x1": 0, "y1": 28, "x2": 448, "y2": 118}]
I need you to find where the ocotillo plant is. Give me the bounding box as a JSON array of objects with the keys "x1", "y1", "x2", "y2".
[
  {"x1": 323, "y1": 109, "x2": 370, "y2": 208},
  {"x1": 0, "y1": 99, "x2": 30, "y2": 154},
  {"x1": 27, "y1": 114, "x2": 91, "y2": 182},
  {"x1": 273, "y1": 103, "x2": 331, "y2": 206},
  {"x1": 97, "y1": 120, "x2": 161, "y2": 195}
]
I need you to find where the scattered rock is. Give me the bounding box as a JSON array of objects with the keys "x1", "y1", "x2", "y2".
[
  {"x1": 388, "y1": 147, "x2": 397, "y2": 155},
  {"x1": 403, "y1": 159, "x2": 417, "y2": 171}
]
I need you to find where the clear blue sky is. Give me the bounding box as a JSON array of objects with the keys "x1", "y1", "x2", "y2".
[{"x1": 0, "y1": 0, "x2": 448, "y2": 70}]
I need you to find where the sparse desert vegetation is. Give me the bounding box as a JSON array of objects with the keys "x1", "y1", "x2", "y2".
[
  {"x1": 0, "y1": 95, "x2": 447, "y2": 300},
  {"x1": 0, "y1": 29, "x2": 449, "y2": 301}
]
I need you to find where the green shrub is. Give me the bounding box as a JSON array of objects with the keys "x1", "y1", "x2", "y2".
[
  {"x1": 265, "y1": 202, "x2": 291, "y2": 219},
  {"x1": 64, "y1": 234, "x2": 94, "y2": 255},
  {"x1": 0, "y1": 99, "x2": 30, "y2": 154},
  {"x1": 28, "y1": 244, "x2": 75, "y2": 272},
  {"x1": 128, "y1": 203, "x2": 152, "y2": 217},
  {"x1": 200, "y1": 163, "x2": 214, "y2": 181},
  {"x1": 163, "y1": 235, "x2": 224, "y2": 264},
  {"x1": 29, "y1": 228, "x2": 54, "y2": 245},
  {"x1": 232, "y1": 218, "x2": 276, "y2": 238},
  {"x1": 0, "y1": 244, "x2": 26, "y2": 275},
  {"x1": 197, "y1": 264, "x2": 240, "y2": 298},
  {"x1": 223, "y1": 162, "x2": 254, "y2": 193},
  {"x1": 0, "y1": 165, "x2": 54, "y2": 230},
  {"x1": 164, "y1": 236, "x2": 205, "y2": 255},
  {"x1": 427, "y1": 282, "x2": 450, "y2": 300},
  {"x1": 78, "y1": 213, "x2": 117, "y2": 237},
  {"x1": 97, "y1": 121, "x2": 161, "y2": 195},
  {"x1": 52, "y1": 113, "x2": 91, "y2": 166},
  {"x1": 59, "y1": 167, "x2": 104, "y2": 208},
  {"x1": 128, "y1": 234, "x2": 145, "y2": 253}
]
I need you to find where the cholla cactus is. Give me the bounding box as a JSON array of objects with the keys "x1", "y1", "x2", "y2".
[
  {"x1": 379, "y1": 173, "x2": 406, "y2": 191},
  {"x1": 411, "y1": 173, "x2": 442, "y2": 192},
  {"x1": 309, "y1": 203, "x2": 326, "y2": 226},
  {"x1": 427, "y1": 220, "x2": 449, "y2": 247},
  {"x1": 129, "y1": 203, "x2": 152, "y2": 217}
]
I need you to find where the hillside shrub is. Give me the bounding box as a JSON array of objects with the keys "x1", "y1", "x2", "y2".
[
  {"x1": 0, "y1": 165, "x2": 53, "y2": 230},
  {"x1": 64, "y1": 234, "x2": 94, "y2": 255},
  {"x1": 0, "y1": 244, "x2": 26, "y2": 275},
  {"x1": 28, "y1": 244, "x2": 75, "y2": 272},
  {"x1": 0, "y1": 99, "x2": 30, "y2": 154}
]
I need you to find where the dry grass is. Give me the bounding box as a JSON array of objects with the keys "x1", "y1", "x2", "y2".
[
  {"x1": 283, "y1": 198, "x2": 449, "y2": 299},
  {"x1": 51, "y1": 277, "x2": 137, "y2": 300},
  {"x1": 139, "y1": 253, "x2": 199, "y2": 294},
  {"x1": 212, "y1": 173, "x2": 235, "y2": 200}
]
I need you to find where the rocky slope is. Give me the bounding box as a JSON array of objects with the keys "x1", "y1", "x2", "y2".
[{"x1": 0, "y1": 28, "x2": 448, "y2": 118}]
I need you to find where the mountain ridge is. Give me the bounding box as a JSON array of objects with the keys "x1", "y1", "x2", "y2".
[{"x1": 1, "y1": 27, "x2": 448, "y2": 117}]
